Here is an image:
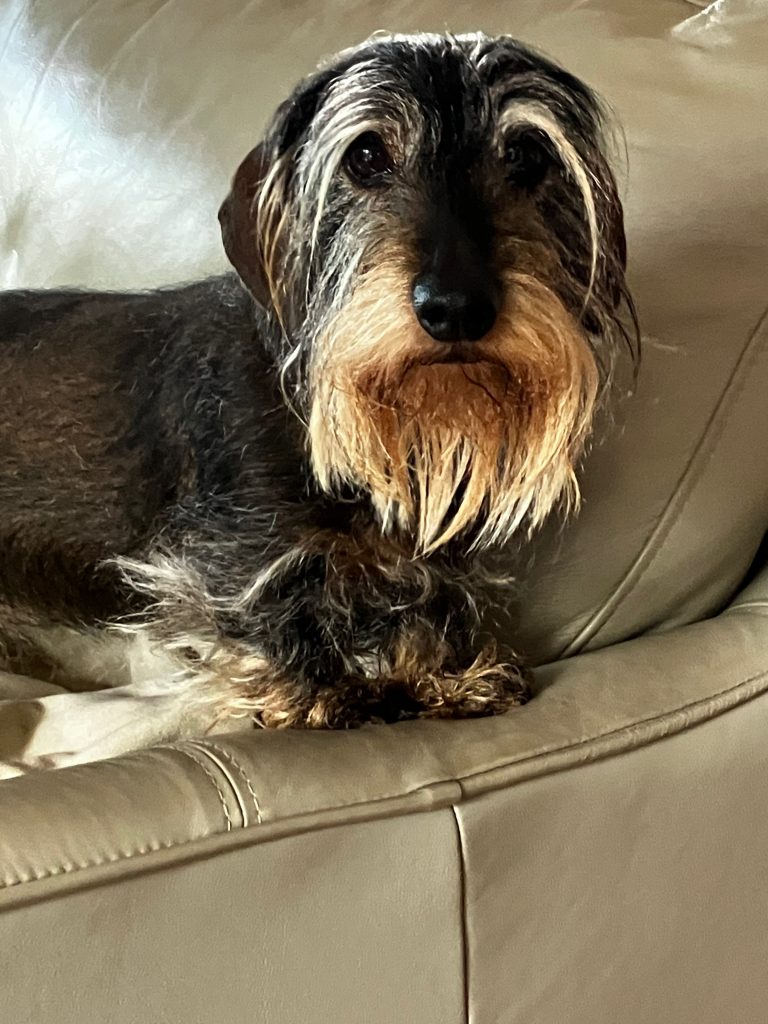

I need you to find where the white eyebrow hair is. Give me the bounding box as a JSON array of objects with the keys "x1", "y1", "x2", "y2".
[
  {"x1": 499, "y1": 100, "x2": 600, "y2": 305},
  {"x1": 297, "y1": 63, "x2": 420, "y2": 265}
]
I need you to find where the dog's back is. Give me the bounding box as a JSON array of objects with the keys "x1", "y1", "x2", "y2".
[{"x1": 0, "y1": 275, "x2": 298, "y2": 628}]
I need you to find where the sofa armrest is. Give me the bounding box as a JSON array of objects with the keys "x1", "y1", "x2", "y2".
[
  {"x1": 3, "y1": 565, "x2": 768, "y2": 885},
  {"x1": 2, "y1": 569, "x2": 768, "y2": 1023}
]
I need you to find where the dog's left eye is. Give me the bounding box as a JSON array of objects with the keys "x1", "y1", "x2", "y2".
[
  {"x1": 504, "y1": 129, "x2": 552, "y2": 190},
  {"x1": 343, "y1": 132, "x2": 394, "y2": 187}
]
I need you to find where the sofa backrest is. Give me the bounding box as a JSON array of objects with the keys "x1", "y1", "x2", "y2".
[{"x1": 1, "y1": 0, "x2": 766, "y2": 661}]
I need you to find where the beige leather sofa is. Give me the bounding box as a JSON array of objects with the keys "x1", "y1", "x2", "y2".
[{"x1": 2, "y1": 1, "x2": 768, "y2": 1021}]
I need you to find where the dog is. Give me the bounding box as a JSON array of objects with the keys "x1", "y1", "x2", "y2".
[{"x1": 0, "y1": 32, "x2": 636, "y2": 769}]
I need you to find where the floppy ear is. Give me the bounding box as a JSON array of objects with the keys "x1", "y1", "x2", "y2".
[
  {"x1": 589, "y1": 146, "x2": 628, "y2": 313},
  {"x1": 605, "y1": 188, "x2": 628, "y2": 311},
  {"x1": 218, "y1": 57, "x2": 359, "y2": 308},
  {"x1": 218, "y1": 144, "x2": 273, "y2": 307}
]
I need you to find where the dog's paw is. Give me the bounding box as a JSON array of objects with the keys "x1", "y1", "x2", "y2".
[
  {"x1": 292, "y1": 658, "x2": 530, "y2": 729},
  {"x1": 409, "y1": 657, "x2": 531, "y2": 720},
  {"x1": 242, "y1": 651, "x2": 531, "y2": 729}
]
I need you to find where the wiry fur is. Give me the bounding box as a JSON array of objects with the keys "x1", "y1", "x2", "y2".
[
  {"x1": 309, "y1": 251, "x2": 599, "y2": 552},
  {"x1": 0, "y1": 33, "x2": 637, "y2": 734}
]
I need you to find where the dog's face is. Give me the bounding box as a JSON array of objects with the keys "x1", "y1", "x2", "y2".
[{"x1": 220, "y1": 33, "x2": 635, "y2": 553}]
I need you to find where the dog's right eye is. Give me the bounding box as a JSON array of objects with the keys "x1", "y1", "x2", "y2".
[{"x1": 343, "y1": 132, "x2": 394, "y2": 187}]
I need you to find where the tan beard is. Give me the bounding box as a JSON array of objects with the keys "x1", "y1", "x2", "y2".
[{"x1": 308, "y1": 254, "x2": 599, "y2": 554}]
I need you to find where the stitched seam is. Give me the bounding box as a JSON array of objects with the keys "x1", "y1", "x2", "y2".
[
  {"x1": 0, "y1": 838, "x2": 180, "y2": 889},
  {"x1": 562, "y1": 302, "x2": 768, "y2": 656},
  {"x1": 168, "y1": 746, "x2": 233, "y2": 833},
  {"x1": 451, "y1": 805, "x2": 471, "y2": 1024},
  {"x1": 203, "y1": 742, "x2": 263, "y2": 823},
  {"x1": 183, "y1": 743, "x2": 250, "y2": 827},
  {"x1": 455, "y1": 663, "x2": 768, "y2": 788},
  {"x1": 0, "y1": 748, "x2": 237, "y2": 890},
  {"x1": 2, "y1": 653, "x2": 767, "y2": 893}
]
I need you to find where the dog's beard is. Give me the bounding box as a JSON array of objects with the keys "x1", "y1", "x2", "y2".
[{"x1": 308, "y1": 256, "x2": 599, "y2": 553}]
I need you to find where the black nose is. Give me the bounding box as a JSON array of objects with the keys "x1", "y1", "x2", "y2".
[{"x1": 412, "y1": 274, "x2": 497, "y2": 342}]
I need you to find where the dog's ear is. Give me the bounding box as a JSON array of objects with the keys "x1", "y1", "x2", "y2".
[
  {"x1": 219, "y1": 57, "x2": 363, "y2": 308},
  {"x1": 605, "y1": 188, "x2": 628, "y2": 310},
  {"x1": 218, "y1": 144, "x2": 272, "y2": 307}
]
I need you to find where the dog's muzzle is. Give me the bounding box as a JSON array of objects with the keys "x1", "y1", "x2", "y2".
[{"x1": 411, "y1": 210, "x2": 499, "y2": 343}]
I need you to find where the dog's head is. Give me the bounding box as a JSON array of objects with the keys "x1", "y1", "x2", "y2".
[{"x1": 219, "y1": 33, "x2": 637, "y2": 553}]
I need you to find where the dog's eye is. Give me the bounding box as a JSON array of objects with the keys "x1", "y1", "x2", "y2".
[
  {"x1": 343, "y1": 132, "x2": 394, "y2": 187},
  {"x1": 504, "y1": 130, "x2": 552, "y2": 190}
]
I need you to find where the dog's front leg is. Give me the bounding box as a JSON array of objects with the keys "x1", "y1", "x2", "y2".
[{"x1": 120, "y1": 535, "x2": 530, "y2": 729}]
